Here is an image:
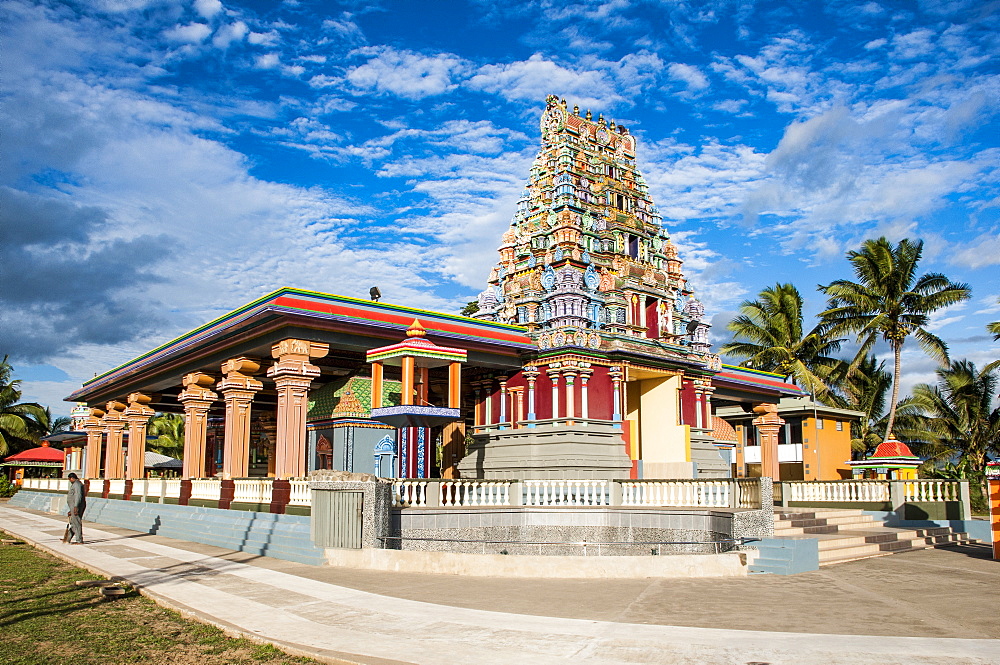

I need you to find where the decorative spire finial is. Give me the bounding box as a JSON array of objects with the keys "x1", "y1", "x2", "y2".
[{"x1": 406, "y1": 319, "x2": 426, "y2": 338}]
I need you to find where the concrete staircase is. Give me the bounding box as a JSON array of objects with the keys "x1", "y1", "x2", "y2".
[{"x1": 774, "y1": 507, "x2": 974, "y2": 566}]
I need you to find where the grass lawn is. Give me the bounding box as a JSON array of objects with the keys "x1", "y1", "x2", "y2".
[{"x1": 0, "y1": 531, "x2": 320, "y2": 665}]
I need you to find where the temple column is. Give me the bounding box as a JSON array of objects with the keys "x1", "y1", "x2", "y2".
[
  {"x1": 448, "y1": 362, "x2": 462, "y2": 409},
  {"x1": 499, "y1": 379, "x2": 508, "y2": 427},
  {"x1": 471, "y1": 381, "x2": 483, "y2": 426},
  {"x1": 523, "y1": 366, "x2": 539, "y2": 427},
  {"x1": 267, "y1": 339, "x2": 329, "y2": 480},
  {"x1": 579, "y1": 364, "x2": 592, "y2": 422},
  {"x1": 102, "y1": 401, "x2": 127, "y2": 479},
  {"x1": 609, "y1": 366, "x2": 624, "y2": 425},
  {"x1": 753, "y1": 403, "x2": 784, "y2": 480},
  {"x1": 548, "y1": 364, "x2": 561, "y2": 420},
  {"x1": 694, "y1": 385, "x2": 704, "y2": 429},
  {"x1": 123, "y1": 393, "x2": 154, "y2": 480},
  {"x1": 702, "y1": 385, "x2": 715, "y2": 431},
  {"x1": 370, "y1": 361, "x2": 384, "y2": 410},
  {"x1": 82, "y1": 409, "x2": 105, "y2": 479},
  {"x1": 563, "y1": 368, "x2": 577, "y2": 422},
  {"x1": 401, "y1": 356, "x2": 415, "y2": 405},
  {"x1": 217, "y1": 357, "x2": 263, "y2": 479},
  {"x1": 179, "y1": 372, "x2": 218, "y2": 479}
]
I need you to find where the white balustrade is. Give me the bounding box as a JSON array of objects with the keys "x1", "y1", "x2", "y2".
[
  {"x1": 289, "y1": 480, "x2": 312, "y2": 506},
  {"x1": 620, "y1": 480, "x2": 730, "y2": 508},
  {"x1": 108, "y1": 479, "x2": 126, "y2": 496},
  {"x1": 233, "y1": 478, "x2": 272, "y2": 504},
  {"x1": 523, "y1": 480, "x2": 608, "y2": 506},
  {"x1": 163, "y1": 479, "x2": 182, "y2": 499},
  {"x1": 190, "y1": 479, "x2": 222, "y2": 501},
  {"x1": 392, "y1": 480, "x2": 429, "y2": 507},
  {"x1": 783, "y1": 481, "x2": 890, "y2": 503},
  {"x1": 440, "y1": 480, "x2": 511, "y2": 506},
  {"x1": 87, "y1": 480, "x2": 104, "y2": 495},
  {"x1": 736, "y1": 479, "x2": 761, "y2": 509},
  {"x1": 903, "y1": 480, "x2": 959, "y2": 503}
]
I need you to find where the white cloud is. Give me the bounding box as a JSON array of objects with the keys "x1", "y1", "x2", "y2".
[
  {"x1": 255, "y1": 53, "x2": 280, "y2": 69},
  {"x1": 347, "y1": 47, "x2": 470, "y2": 99},
  {"x1": 890, "y1": 28, "x2": 937, "y2": 60},
  {"x1": 667, "y1": 62, "x2": 709, "y2": 91},
  {"x1": 948, "y1": 232, "x2": 1000, "y2": 269},
  {"x1": 468, "y1": 53, "x2": 617, "y2": 108},
  {"x1": 247, "y1": 30, "x2": 279, "y2": 46},
  {"x1": 164, "y1": 22, "x2": 211, "y2": 43},
  {"x1": 213, "y1": 21, "x2": 247, "y2": 49},
  {"x1": 194, "y1": 0, "x2": 223, "y2": 19}
]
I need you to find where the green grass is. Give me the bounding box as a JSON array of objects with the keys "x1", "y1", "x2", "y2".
[{"x1": 0, "y1": 531, "x2": 320, "y2": 665}]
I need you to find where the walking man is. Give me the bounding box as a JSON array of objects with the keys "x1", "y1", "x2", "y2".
[{"x1": 66, "y1": 473, "x2": 86, "y2": 544}]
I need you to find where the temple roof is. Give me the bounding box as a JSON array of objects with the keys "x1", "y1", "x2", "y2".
[
  {"x1": 870, "y1": 436, "x2": 920, "y2": 460},
  {"x1": 4, "y1": 442, "x2": 64, "y2": 463},
  {"x1": 711, "y1": 416, "x2": 737, "y2": 442}
]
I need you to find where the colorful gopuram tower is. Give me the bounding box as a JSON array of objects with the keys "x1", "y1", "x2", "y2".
[
  {"x1": 474, "y1": 95, "x2": 711, "y2": 353},
  {"x1": 461, "y1": 95, "x2": 726, "y2": 480}
]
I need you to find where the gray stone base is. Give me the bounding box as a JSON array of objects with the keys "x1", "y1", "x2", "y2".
[
  {"x1": 457, "y1": 423, "x2": 633, "y2": 480},
  {"x1": 690, "y1": 437, "x2": 732, "y2": 478},
  {"x1": 391, "y1": 506, "x2": 744, "y2": 555}
]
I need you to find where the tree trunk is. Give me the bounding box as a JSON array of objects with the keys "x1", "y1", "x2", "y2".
[{"x1": 884, "y1": 343, "x2": 902, "y2": 441}]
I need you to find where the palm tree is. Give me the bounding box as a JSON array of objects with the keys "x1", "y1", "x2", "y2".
[
  {"x1": 910, "y1": 360, "x2": 1000, "y2": 509},
  {"x1": 148, "y1": 413, "x2": 185, "y2": 460},
  {"x1": 42, "y1": 408, "x2": 73, "y2": 436},
  {"x1": 818, "y1": 237, "x2": 971, "y2": 439},
  {"x1": 0, "y1": 356, "x2": 48, "y2": 457},
  {"x1": 721, "y1": 283, "x2": 844, "y2": 400}
]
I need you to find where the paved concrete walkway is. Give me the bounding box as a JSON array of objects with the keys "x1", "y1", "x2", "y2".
[{"x1": 1, "y1": 504, "x2": 996, "y2": 665}]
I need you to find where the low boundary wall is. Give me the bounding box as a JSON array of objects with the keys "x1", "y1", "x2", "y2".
[
  {"x1": 9, "y1": 490, "x2": 325, "y2": 565},
  {"x1": 390, "y1": 506, "x2": 771, "y2": 555}
]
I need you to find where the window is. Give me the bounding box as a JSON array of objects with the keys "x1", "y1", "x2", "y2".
[
  {"x1": 815, "y1": 418, "x2": 824, "y2": 430},
  {"x1": 836, "y1": 420, "x2": 843, "y2": 431}
]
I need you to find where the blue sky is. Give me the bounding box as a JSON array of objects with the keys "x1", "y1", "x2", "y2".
[{"x1": 2, "y1": 0, "x2": 998, "y2": 417}]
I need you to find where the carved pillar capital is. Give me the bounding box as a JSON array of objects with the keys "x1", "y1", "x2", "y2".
[
  {"x1": 271, "y1": 338, "x2": 329, "y2": 361},
  {"x1": 179, "y1": 372, "x2": 219, "y2": 403},
  {"x1": 218, "y1": 357, "x2": 264, "y2": 393}
]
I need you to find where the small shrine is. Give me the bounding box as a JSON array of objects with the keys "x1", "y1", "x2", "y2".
[
  {"x1": 847, "y1": 435, "x2": 922, "y2": 480},
  {"x1": 367, "y1": 319, "x2": 467, "y2": 429},
  {"x1": 1, "y1": 441, "x2": 65, "y2": 485}
]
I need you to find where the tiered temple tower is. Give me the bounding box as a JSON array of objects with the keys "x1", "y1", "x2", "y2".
[
  {"x1": 461, "y1": 95, "x2": 727, "y2": 480},
  {"x1": 474, "y1": 94, "x2": 711, "y2": 356}
]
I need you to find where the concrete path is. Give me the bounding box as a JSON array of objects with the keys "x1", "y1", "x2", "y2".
[{"x1": 1, "y1": 504, "x2": 996, "y2": 665}]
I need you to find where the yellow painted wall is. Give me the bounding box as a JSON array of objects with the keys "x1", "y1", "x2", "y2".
[
  {"x1": 625, "y1": 381, "x2": 641, "y2": 461},
  {"x1": 635, "y1": 376, "x2": 690, "y2": 476},
  {"x1": 803, "y1": 417, "x2": 853, "y2": 480}
]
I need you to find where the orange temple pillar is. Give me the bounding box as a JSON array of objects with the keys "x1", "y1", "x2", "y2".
[
  {"x1": 179, "y1": 372, "x2": 218, "y2": 479},
  {"x1": 102, "y1": 401, "x2": 127, "y2": 479},
  {"x1": 370, "y1": 361, "x2": 384, "y2": 410},
  {"x1": 989, "y1": 478, "x2": 1000, "y2": 561},
  {"x1": 267, "y1": 339, "x2": 329, "y2": 480},
  {"x1": 753, "y1": 403, "x2": 784, "y2": 480},
  {"x1": 217, "y1": 357, "x2": 263, "y2": 479},
  {"x1": 82, "y1": 408, "x2": 105, "y2": 479},
  {"x1": 123, "y1": 393, "x2": 154, "y2": 480}
]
